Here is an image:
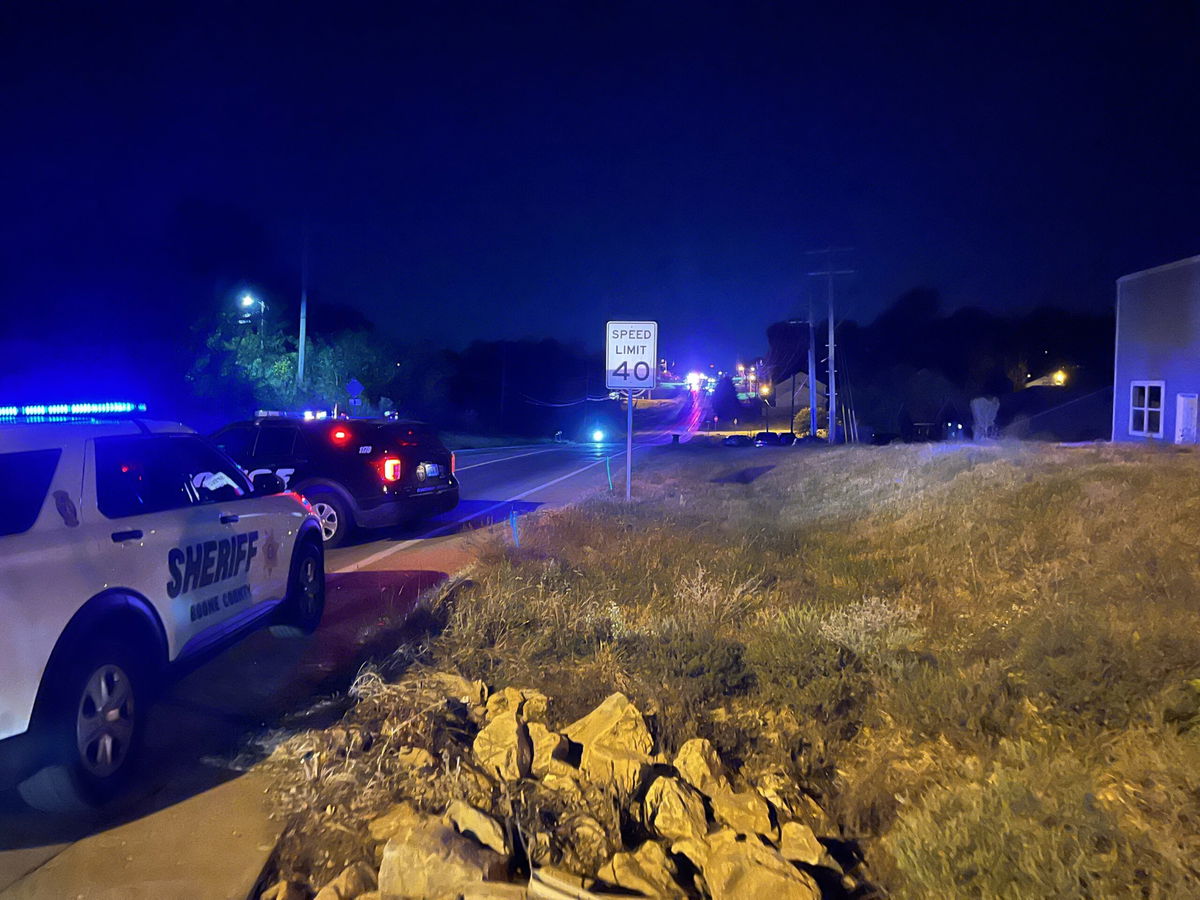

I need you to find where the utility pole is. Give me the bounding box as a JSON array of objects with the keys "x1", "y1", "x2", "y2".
[
  {"x1": 807, "y1": 295, "x2": 818, "y2": 437},
  {"x1": 806, "y1": 249, "x2": 854, "y2": 443},
  {"x1": 790, "y1": 368, "x2": 796, "y2": 435},
  {"x1": 297, "y1": 228, "x2": 309, "y2": 388}
]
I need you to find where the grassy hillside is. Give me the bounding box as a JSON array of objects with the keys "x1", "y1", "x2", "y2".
[{"x1": 273, "y1": 441, "x2": 1200, "y2": 897}]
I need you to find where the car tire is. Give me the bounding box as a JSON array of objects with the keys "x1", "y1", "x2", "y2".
[
  {"x1": 272, "y1": 538, "x2": 325, "y2": 637},
  {"x1": 18, "y1": 639, "x2": 147, "y2": 813},
  {"x1": 306, "y1": 489, "x2": 353, "y2": 547}
]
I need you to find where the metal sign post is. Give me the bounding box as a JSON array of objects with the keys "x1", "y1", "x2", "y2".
[
  {"x1": 626, "y1": 389, "x2": 633, "y2": 500},
  {"x1": 605, "y1": 321, "x2": 658, "y2": 501}
]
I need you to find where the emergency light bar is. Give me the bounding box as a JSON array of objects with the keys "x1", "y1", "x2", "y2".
[{"x1": 0, "y1": 401, "x2": 147, "y2": 421}]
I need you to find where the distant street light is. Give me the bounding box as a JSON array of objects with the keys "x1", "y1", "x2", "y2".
[{"x1": 237, "y1": 292, "x2": 267, "y2": 341}]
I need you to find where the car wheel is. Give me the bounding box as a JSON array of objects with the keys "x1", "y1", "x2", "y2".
[
  {"x1": 274, "y1": 538, "x2": 325, "y2": 636},
  {"x1": 18, "y1": 640, "x2": 146, "y2": 813},
  {"x1": 307, "y1": 490, "x2": 353, "y2": 547}
]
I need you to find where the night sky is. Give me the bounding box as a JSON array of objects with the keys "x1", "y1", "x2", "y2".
[{"x1": 1, "y1": 1, "x2": 1197, "y2": 390}]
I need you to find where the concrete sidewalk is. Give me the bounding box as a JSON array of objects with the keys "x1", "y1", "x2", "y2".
[{"x1": 1, "y1": 773, "x2": 278, "y2": 900}]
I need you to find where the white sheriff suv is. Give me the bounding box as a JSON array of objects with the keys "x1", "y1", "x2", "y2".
[{"x1": 0, "y1": 408, "x2": 325, "y2": 810}]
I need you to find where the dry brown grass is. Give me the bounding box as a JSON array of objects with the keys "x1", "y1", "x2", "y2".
[
  {"x1": 427, "y1": 441, "x2": 1200, "y2": 896},
  {"x1": 266, "y1": 440, "x2": 1200, "y2": 897}
]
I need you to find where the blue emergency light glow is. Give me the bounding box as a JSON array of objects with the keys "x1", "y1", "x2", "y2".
[
  {"x1": 592, "y1": 429, "x2": 605, "y2": 442},
  {"x1": 0, "y1": 401, "x2": 147, "y2": 421}
]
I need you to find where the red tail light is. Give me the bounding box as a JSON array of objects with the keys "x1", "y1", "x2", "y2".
[
  {"x1": 331, "y1": 427, "x2": 351, "y2": 444},
  {"x1": 382, "y1": 457, "x2": 402, "y2": 481},
  {"x1": 451, "y1": 452, "x2": 456, "y2": 474}
]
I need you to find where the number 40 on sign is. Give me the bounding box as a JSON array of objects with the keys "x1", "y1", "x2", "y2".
[{"x1": 606, "y1": 321, "x2": 658, "y2": 390}]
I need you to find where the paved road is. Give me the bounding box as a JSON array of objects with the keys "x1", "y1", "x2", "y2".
[
  {"x1": 0, "y1": 440, "x2": 648, "y2": 893},
  {"x1": 326, "y1": 440, "x2": 628, "y2": 573}
]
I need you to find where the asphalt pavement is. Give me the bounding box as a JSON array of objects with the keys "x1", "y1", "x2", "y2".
[{"x1": 0, "y1": 439, "x2": 645, "y2": 896}]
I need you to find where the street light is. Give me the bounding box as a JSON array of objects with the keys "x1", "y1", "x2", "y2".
[
  {"x1": 760, "y1": 383, "x2": 771, "y2": 430},
  {"x1": 237, "y1": 292, "x2": 267, "y2": 342}
]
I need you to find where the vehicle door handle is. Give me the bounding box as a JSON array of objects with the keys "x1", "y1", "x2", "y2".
[
  {"x1": 220, "y1": 514, "x2": 239, "y2": 524},
  {"x1": 111, "y1": 529, "x2": 143, "y2": 542}
]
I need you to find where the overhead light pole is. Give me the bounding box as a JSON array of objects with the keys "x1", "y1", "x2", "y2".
[{"x1": 297, "y1": 226, "x2": 309, "y2": 388}]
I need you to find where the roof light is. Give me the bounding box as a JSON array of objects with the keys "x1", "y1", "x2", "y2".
[{"x1": 0, "y1": 401, "x2": 146, "y2": 421}]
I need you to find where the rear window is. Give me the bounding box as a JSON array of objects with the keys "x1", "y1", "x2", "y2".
[
  {"x1": 254, "y1": 426, "x2": 298, "y2": 459},
  {"x1": 0, "y1": 449, "x2": 61, "y2": 536},
  {"x1": 212, "y1": 425, "x2": 256, "y2": 460},
  {"x1": 378, "y1": 423, "x2": 440, "y2": 445}
]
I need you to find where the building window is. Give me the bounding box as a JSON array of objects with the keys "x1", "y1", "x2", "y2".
[{"x1": 1130, "y1": 381, "x2": 1165, "y2": 437}]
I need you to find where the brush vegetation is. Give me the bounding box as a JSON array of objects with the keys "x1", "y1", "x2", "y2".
[{"x1": 273, "y1": 442, "x2": 1200, "y2": 897}]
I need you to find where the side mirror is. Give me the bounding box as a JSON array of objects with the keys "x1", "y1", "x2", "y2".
[{"x1": 252, "y1": 472, "x2": 287, "y2": 495}]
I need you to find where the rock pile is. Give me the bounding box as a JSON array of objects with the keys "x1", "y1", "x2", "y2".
[{"x1": 262, "y1": 679, "x2": 860, "y2": 900}]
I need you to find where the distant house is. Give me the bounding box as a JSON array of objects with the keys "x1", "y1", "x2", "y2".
[{"x1": 1113, "y1": 254, "x2": 1200, "y2": 443}]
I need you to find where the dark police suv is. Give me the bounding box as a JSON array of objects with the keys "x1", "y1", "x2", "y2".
[{"x1": 212, "y1": 416, "x2": 459, "y2": 547}]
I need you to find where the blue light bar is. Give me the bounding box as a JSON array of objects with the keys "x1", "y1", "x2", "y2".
[{"x1": 0, "y1": 401, "x2": 147, "y2": 421}]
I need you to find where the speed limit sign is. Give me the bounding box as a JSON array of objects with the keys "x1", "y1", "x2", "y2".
[{"x1": 606, "y1": 321, "x2": 658, "y2": 390}]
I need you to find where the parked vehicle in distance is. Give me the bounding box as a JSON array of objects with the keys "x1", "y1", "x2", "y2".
[
  {"x1": 778, "y1": 432, "x2": 797, "y2": 446},
  {"x1": 754, "y1": 431, "x2": 780, "y2": 446},
  {"x1": 212, "y1": 415, "x2": 459, "y2": 547},
  {"x1": 722, "y1": 434, "x2": 754, "y2": 447},
  {"x1": 0, "y1": 406, "x2": 324, "y2": 810}
]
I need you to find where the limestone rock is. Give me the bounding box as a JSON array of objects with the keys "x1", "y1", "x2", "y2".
[
  {"x1": 394, "y1": 745, "x2": 436, "y2": 769},
  {"x1": 429, "y1": 671, "x2": 489, "y2": 708},
  {"x1": 369, "y1": 801, "x2": 420, "y2": 843},
  {"x1": 579, "y1": 742, "x2": 650, "y2": 796},
  {"x1": 598, "y1": 840, "x2": 684, "y2": 898},
  {"x1": 643, "y1": 776, "x2": 708, "y2": 844},
  {"x1": 378, "y1": 815, "x2": 508, "y2": 899},
  {"x1": 474, "y1": 711, "x2": 533, "y2": 781},
  {"x1": 752, "y1": 770, "x2": 801, "y2": 820},
  {"x1": 314, "y1": 861, "x2": 378, "y2": 899},
  {"x1": 527, "y1": 831, "x2": 553, "y2": 867},
  {"x1": 486, "y1": 687, "x2": 549, "y2": 722},
  {"x1": 673, "y1": 738, "x2": 728, "y2": 794},
  {"x1": 564, "y1": 693, "x2": 653, "y2": 757},
  {"x1": 794, "y1": 793, "x2": 837, "y2": 836},
  {"x1": 559, "y1": 813, "x2": 612, "y2": 875},
  {"x1": 261, "y1": 880, "x2": 306, "y2": 900},
  {"x1": 446, "y1": 799, "x2": 510, "y2": 855},
  {"x1": 564, "y1": 693, "x2": 654, "y2": 795},
  {"x1": 670, "y1": 836, "x2": 710, "y2": 872},
  {"x1": 460, "y1": 884, "x2": 528, "y2": 899},
  {"x1": 529, "y1": 865, "x2": 599, "y2": 897},
  {"x1": 710, "y1": 787, "x2": 775, "y2": 840},
  {"x1": 527, "y1": 721, "x2": 569, "y2": 776},
  {"x1": 779, "y1": 821, "x2": 825, "y2": 867},
  {"x1": 702, "y1": 830, "x2": 820, "y2": 900}
]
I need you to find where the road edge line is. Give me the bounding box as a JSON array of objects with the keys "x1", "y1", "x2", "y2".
[{"x1": 333, "y1": 452, "x2": 622, "y2": 573}]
